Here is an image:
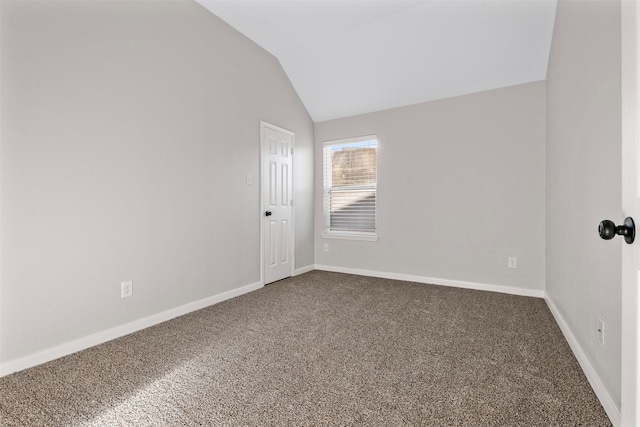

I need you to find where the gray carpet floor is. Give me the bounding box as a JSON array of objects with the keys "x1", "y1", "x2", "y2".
[{"x1": 0, "y1": 271, "x2": 611, "y2": 426}]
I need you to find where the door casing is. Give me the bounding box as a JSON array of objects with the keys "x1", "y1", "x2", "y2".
[{"x1": 621, "y1": 1, "x2": 639, "y2": 425}]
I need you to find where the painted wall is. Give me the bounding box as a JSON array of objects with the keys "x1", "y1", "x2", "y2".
[
  {"x1": 545, "y1": 0, "x2": 622, "y2": 411},
  {"x1": 0, "y1": 0, "x2": 314, "y2": 364},
  {"x1": 314, "y1": 82, "x2": 546, "y2": 294}
]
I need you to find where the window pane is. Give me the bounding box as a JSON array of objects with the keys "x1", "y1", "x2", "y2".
[
  {"x1": 331, "y1": 146, "x2": 377, "y2": 187},
  {"x1": 330, "y1": 188, "x2": 376, "y2": 232}
]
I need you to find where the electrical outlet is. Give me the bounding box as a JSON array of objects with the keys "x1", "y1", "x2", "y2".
[
  {"x1": 324, "y1": 243, "x2": 329, "y2": 252},
  {"x1": 508, "y1": 257, "x2": 517, "y2": 268},
  {"x1": 597, "y1": 318, "x2": 605, "y2": 345},
  {"x1": 121, "y1": 280, "x2": 133, "y2": 298}
]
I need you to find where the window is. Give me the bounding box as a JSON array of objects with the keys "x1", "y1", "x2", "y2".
[{"x1": 323, "y1": 135, "x2": 378, "y2": 240}]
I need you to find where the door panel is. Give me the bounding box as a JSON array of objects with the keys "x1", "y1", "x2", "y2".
[
  {"x1": 281, "y1": 164, "x2": 289, "y2": 206},
  {"x1": 269, "y1": 161, "x2": 277, "y2": 205},
  {"x1": 281, "y1": 220, "x2": 289, "y2": 263},
  {"x1": 268, "y1": 220, "x2": 276, "y2": 266},
  {"x1": 261, "y1": 122, "x2": 294, "y2": 284}
]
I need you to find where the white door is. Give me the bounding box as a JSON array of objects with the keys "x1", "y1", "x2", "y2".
[
  {"x1": 261, "y1": 121, "x2": 294, "y2": 285},
  {"x1": 621, "y1": 2, "x2": 639, "y2": 426}
]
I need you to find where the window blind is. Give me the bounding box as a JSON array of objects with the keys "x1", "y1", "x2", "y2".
[{"x1": 323, "y1": 137, "x2": 377, "y2": 235}]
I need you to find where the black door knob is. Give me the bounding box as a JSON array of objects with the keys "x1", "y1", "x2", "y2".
[
  {"x1": 265, "y1": 211, "x2": 272, "y2": 217},
  {"x1": 598, "y1": 217, "x2": 635, "y2": 244}
]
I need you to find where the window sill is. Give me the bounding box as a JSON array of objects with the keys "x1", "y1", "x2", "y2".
[{"x1": 322, "y1": 232, "x2": 379, "y2": 242}]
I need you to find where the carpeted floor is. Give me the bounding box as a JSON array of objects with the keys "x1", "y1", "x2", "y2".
[{"x1": 0, "y1": 271, "x2": 611, "y2": 426}]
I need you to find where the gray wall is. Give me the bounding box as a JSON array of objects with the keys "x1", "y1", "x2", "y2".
[
  {"x1": 546, "y1": 0, "x2": 622, "y2": 409},
  {"x1": 314, "y1": 82, "x2": 546, "y2": 293},
  {"x1": 0, "y1": 0, "x2": 314, "y2": 363}
]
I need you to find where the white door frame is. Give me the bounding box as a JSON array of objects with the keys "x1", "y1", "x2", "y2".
[
  {"x1": 259, "y1": 120, "x2": 295, "y2": 285},
  {"x1": 621, "y1": 1, "x2": 639, "y2": 425}
]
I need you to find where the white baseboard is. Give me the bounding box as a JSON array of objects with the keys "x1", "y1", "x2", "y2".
[
  {"x1": 545, "y1": 296, "x2": 620, "y2": 427},
  {"x1": 293, "y1": 265, "x2": 314, "y2": 276},
  {"x1": 314, "y1": 264, "x2": 545, "y2": 298},
  {"x1": 0, "y1": 280, "x2": 264, "y2": 378}
]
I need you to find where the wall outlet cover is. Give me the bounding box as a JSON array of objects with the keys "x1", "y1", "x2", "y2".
[{"x1": 121, "y1": 280, "x2": 133, "y2": 298}]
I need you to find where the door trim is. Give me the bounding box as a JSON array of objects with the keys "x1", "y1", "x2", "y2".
[
  {"x1": 259, "y1": 120, "x2": 295, "y2": 285},
  {"x1": 621, "y1": 1, "x2": 639, "y2": 425}
]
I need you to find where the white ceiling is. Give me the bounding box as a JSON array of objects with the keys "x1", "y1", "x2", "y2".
[{"x1": 196, "y1": 0, "x2": 557, "y2": 122}]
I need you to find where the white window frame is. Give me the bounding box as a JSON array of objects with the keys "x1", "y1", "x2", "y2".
[{"x1": 322, "y1": 135, "x2": 378, "y2": 242}]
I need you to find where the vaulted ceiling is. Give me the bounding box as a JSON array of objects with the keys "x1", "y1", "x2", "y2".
[{"x1": 196, "y1": 0, "x2": 557, "y2": 122}]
